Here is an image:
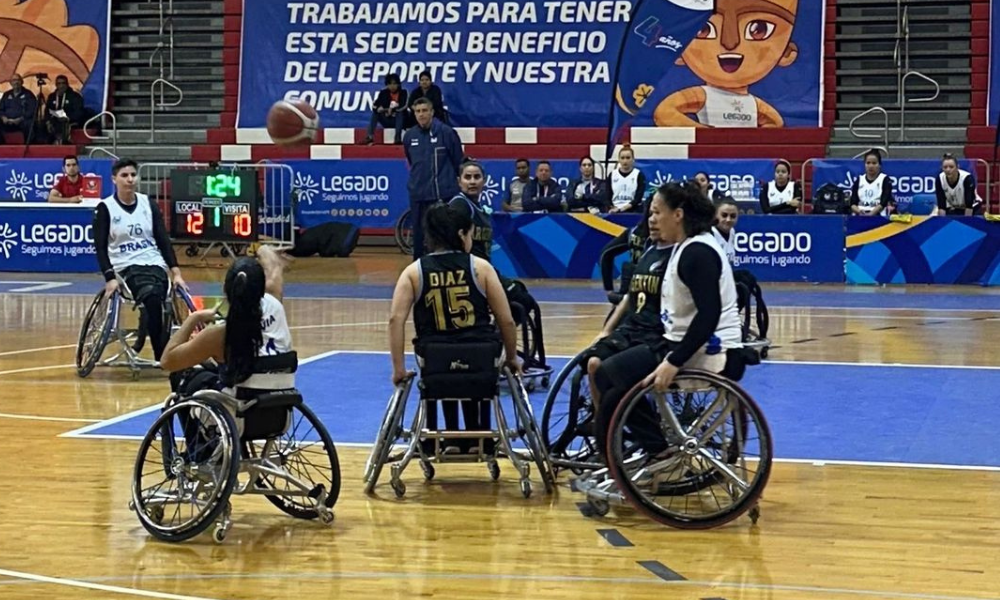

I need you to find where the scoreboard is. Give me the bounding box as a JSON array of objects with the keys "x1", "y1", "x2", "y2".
[{"x1": 169, "y1": 169, "x2": 259, "y2": 242}]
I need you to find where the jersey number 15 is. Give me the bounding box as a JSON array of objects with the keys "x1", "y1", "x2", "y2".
[{"x1": 425, "y1": 286, "x2": 474, "y2": 330}]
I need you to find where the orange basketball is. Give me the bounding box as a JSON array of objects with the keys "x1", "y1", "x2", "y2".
[{"x1": 266, "y1": 99, "x2": 319, "y2": 145}]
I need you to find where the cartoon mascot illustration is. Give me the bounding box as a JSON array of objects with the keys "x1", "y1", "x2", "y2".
[{"x1": 653, "y1": 0, "x2": 798, "y2": 128}]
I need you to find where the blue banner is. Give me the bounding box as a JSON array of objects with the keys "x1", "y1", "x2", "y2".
[
  {"x1": 733, "y1": 215, "x2": 845, "y2": 283},
  {"x1": 608, "y1": 0, "x2": 713, "y2": 152},
  {"x1": 2, "y1": 1, "x2": 111, "y2": 111},
  {"x1": 811, "y1": 159, "x2": 978, "y2": 208},
  {"x1": 0, "y1": 159, "x2": 112, "y2": 202},
  {"x1": 237, "y1": 0, "x2": 823, "y2": 129},
  {"x1": 287, "y1": 159, "x2": 410, "y2": 229},
  {"x1": 990, "y1": 0, "x2": 1000, "y2": 126},
  {"x1": 0, "y1": 205, "x2": 97, "y2": 272}
]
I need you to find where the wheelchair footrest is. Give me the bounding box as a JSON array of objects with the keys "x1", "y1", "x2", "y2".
[{"x1": 420, "y1": 429, "x2": 499, "y2": 440}]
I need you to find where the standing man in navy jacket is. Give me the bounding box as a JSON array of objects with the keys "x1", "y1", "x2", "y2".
[{"x1": 403, "y1": 97, "x2": 464, "y2": 259}]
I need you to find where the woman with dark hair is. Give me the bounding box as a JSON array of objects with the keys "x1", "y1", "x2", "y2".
[
  {"x1": 388, "y1": 203, "x2": 519, "y2": 452},
  {"x1": 712, "y1": 198, "x2": 739, "y2": 265},
  {"x1": 599, "y1": 192, "x2": 653, "y2": 303},
  {"x1": 936, "y1": 153, "x2": 978, "y2": 216},
  {"x1": 566, "y1": 156, "x2": 606, "y2": 212},
  {"x1": 363, "y1": 73, "x2": 408, "y2": 145},
  {"x1": 759, "y1": 159, "x2": 802, "y2": 214},
  {"x1": 406, "y1": 70, "x2": 447, "y2": 125},
  {"x1": 448, "y1": 161, "x2": 492, "y2": 261},
  {"x1": 160, "y1": 246, "x2": 291, "y2": 392},
  {"x1": 851, "y1": 149, "x2": 895, "y2": 216}
]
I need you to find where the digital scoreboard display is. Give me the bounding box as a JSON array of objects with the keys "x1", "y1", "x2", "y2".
[{"x1": 169, "y1": 170, "x2": 259, "y2": 242}]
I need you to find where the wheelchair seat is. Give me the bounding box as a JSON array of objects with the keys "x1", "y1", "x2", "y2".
[{"x1": 414, "y1": 334, "x2": 501, "y2": 400}]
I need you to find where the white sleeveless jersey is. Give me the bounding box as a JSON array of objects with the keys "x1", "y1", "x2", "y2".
[
  {"x1": 610, "y1": 169, "x2": 640, "y2": 210},
  {"x1": 696, "y1": 86, "x2": 758, "y2": 128},
  {"x1": 766, "y1": 181, "x2": 795, "y2": 208},
  {"x1": 661, "y1": 233, "x2": 742, "y2": 370},
  {"x1": 101, "y1": 193, "x2": 166, "y2": 272},
  {"x1": 712, "y1": 226, "x2": 737, "y2": 266},
  {"x1": 940, "y1": 170, "x2": 973, "y2": 211},
  {"x1": 856, "y1": 173, "x2": 887, "y2": 211},
  {"x1": 226, "y1": 293, "x2": 294, "y2": 394}
]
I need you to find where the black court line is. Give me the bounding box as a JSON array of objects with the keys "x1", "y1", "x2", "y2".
[
  {"x1": 702, "y1": 597, "x2": 728, "y2": 600},
  {"x1": 828, "y1": 332, "x2": 856, "y2": 338},
  {"x1": 921, "y1": 320, "x2": 949, "y2": 325},
  {"x1": 596, "y1": 529, "x2": 633, "y2": 547},
  {"x1": 789, "y1": 338, "x2": 818, "y2": 344},
  {"x1": 970, "y1": 316, "x2": 994, "y2": 321},
  {"x1": 870, "y1": 326, "x2": 899, "y2": 331},
  {"x1": 637, "y1": 560, "x2": 686, "y2": 581}
]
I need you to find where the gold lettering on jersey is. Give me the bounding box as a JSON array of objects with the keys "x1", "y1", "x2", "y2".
[
  {"x1": 629, "y1": 273, "x2": 662, "y2": 295},
  {"x1": 428, "y1": 269, "x2": 467, "y2": 288},
  {"x1": 473, "y1": 225, "x2": 492, "y2": 242}
]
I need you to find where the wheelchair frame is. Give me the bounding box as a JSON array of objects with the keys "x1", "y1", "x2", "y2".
[
  {"x1": 75, "y1": 276, "x2": 196, "y2": 379},
  {"x1": 130, "y1": 388, "x2": 340, "y2": 543},
  {"x1": 572, "y1": 370, "x2": 772, "y2": 529},
  {"x1": 364, "y1": 366, "x2": 555, "y2": 499}
]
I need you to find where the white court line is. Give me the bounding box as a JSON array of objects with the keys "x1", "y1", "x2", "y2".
[
  {"x1": 0, "y1": 344, "x2": 76, "y2": 357},
  {"x1": 767, "y1": 359, "x2": 1000, "y2": 371},
  {"x1": 0, "y1": 413, "x2": 98, "y2": 424},
  {"x1": 0, "y1": 363, "x2": 74, "y2": 376},
  {"x1": 0, "y1": 567, "x2": 223, "y2": 600}
]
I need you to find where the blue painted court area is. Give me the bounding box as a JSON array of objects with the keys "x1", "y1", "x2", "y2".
[{"x1": 71, "y1": 352, "x2": 1000, "y2": 468}]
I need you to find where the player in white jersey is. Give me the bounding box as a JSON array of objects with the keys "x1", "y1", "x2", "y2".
[
  {"x1": 607, "y1": 146, "x2": 647, "y2": 213},
  {"x1": 936, "y1": 153, "x2": 978, "y2": 216},
  {"x1": 711, "y1": 198, "x2": 739, "y2": 266},
  {"x1": 850, "y1": 149, "x2": 895, "y2": 216},
  {"x1": 759, "y1": 159, "x2": 803, "y2": 214},
  {"x1": 160, "y1": 246, "x2": 294, "y2": 394},
  {"x1": 93, "y1": 158, "x2": 187, "y2": 362}
]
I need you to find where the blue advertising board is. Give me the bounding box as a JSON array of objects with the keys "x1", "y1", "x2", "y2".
[
  {"x1": 0, "y1": 204, "x2": 97, "y2": 273},
  {"x1": 237, "y1": 0, "x2": 825, "y2": 129},
  {"x1": 733, "y1": 216, "x2": 845, "y2": 283},
  {"x1": 287, "y1": 159, "x2": 410, "y2": 229},
  {"x1": 0, "y1": 159, "x2": 113, "y2": 202},
  {"x1": 811, "y1": 159, "x2": 979, "y2": 207}
]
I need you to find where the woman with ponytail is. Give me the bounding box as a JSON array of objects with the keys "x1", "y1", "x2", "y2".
[{"x1": 160, "y1": 246, "x2": 293, "y2": 392}]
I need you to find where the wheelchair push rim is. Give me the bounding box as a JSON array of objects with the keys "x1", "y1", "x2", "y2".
[
  {"x1": 76, "y1": 290, "x2": 117, "y2": 378},
  {"x1": 540, "y1": 353, "x2": 600, "y2": 473},
  {"x1": 395, "y1": 209, "x2": 413, "y2": 255},
  {"x1": 605, "y1": 372, "x2": 773, "y2": 529}
]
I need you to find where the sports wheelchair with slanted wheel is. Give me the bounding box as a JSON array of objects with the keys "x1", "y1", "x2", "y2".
[
  {"x1": 129, "y1": 352, "x2": 341, "y2": 543},
  {"x1": 364, "y1": 336, "x2": 555, "y2": 499},
  {"x1": 76, "y1": 276, "x2": 196, "y2": 379},
  {"x1": 504, "y1": 278, "x2": 553, "y2": 393},
  {"x1": 573, "y1": 368, "x2": 772, "y2": 529}
]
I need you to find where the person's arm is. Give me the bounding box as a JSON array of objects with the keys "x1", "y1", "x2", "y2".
[
  {"x1": 629, "y1": 171, "x2": 646, "y2": 211},
  {"x1": 48, "y1": 179, "x2": 79, "y2": 203},
  {"x1": 395, "y1": 89, "x2": 408, "y2": 115},
  {"x1": 255, "y1": 245, "x2": 286, "y2": 301},
  {"x1": 792, "y1": 181, "x2": 803, "y2": 211},
  {"x1": 388, "y1": 264, "x2": 418, "y2": 384},
  {"x1": 477, "y1": 258, "x2": 519, "y2": 370},
  {"x1": 447, "y1": 127, "x2": 463, "y2": 172},
  {"x1": 403, "y1": 132, "x2": 413, "y2": 165},
  {"x1": 600, "y1": 294, "x2": 632, "y2": 338},
  {"x1": 93, "y1": 204, "x2": 115, "y2": 285},
  {"x1": 935, "y1": 176, "x2": 947, "y2": 215},
  {"x1": 502, "y1": 186, "x2": 515, "y2": 212},
  {"x1": 599, "y1": 230, "x2": 629, "y2": 292},
  {"x1": 849, "y1": 179, "x2": 861, "y2": 215},
  {"x1": 758, "y1": 182, "x2": 771, "y2": 214},
  {"x1": 373, "y1": 89, "x2": 389, "y2": 113},
  {"x1": 881, "y1": 177, "x2": 894, "y2": 210},
  {"x1": 964, "y1": 175, "x2": 976, "y2": 216},
  {"x1": 665, "y1": 244, "x2": 724, "y2": 367},
  {"x1": 148, "y1": 198, "x2": 185, "y2": 288},
  {"x1": 160, "y1": 317, "x2": 224, "y2": 372}
]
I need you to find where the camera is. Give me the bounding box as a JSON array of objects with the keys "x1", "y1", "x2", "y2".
[{"x1": 35, "y1": 73, "x2": 49, "y2": 86}]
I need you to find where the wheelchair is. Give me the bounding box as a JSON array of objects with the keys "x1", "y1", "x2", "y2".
[
  {"x1": 505, "y1": 279, "x2": 553, "y2": 392},
  {"x1": 129, "y1": 353, "x2": 341, "y2": 543},
  {"x1": 735, "y1": 271, "x2": 771, "y2": 358},
  {"x1": 395, "y1": 208, "x2": 414, "y2": 255},
  {"x1": 363, "y1": 336, "x2": 555, "y2": 499},
  {"x1": 75, "y1": 275, "x2": 196, "y2": 379},
  {"x1": 573, "y1": 368, "x2": 773, "y2": 529}
]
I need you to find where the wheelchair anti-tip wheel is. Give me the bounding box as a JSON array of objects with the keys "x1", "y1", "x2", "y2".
[
  {"x1": 605, "y1": 371, "x2": 772, "y2": 529},
  {"x1": 130, "y1": 398, "x2": 240, "y2": 543},
  {"x1": 242, "y1": 402, "x2": 341, "y2": 520},
  {"x1": 541, "y1": 352, "x2": 600, "y2": 473},
  {"x1": 76, "y1": 290, "x2": 118, "y2": 378}
]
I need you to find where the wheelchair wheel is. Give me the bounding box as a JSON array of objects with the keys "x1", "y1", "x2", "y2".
[
  {"x1": 507, "y1": 370, "x2": 555, "y2": 493},
  {"x1": 75, "y1": 290, "x2": 117, "y2": 378},
  {"x1": 364, "y1": 378, "x2": 411, "y2": 494},
  {"x1": 171, "y1": 287, "x2": 197, "y2": 331},
  {"x1": 244, "y1": 403, "x2": 341, "y2": 519},
  {"x1": 541, "y1": 352, "x2": 599, "y2": 472},
  {"x1": 605, "y1": 371, "x2": 772, "y2": 529},
  {"x1": 131, "y1": 398, "x2": 240, "y2": 542},
  {"x1": 395, "y1": 209, "x2": 413, "y2": 255}
]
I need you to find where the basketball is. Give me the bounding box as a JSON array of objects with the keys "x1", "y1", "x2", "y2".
[{"x1": 266, "y1": 99, "x2": 319, "y2": 145}]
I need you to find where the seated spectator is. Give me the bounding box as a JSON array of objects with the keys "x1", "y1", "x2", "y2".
[
  {"x1": 850, "y1": 149, "x2": 894, "y2": 216},
  {"x1": 502, "y1": 158, "x2": 531, "y2": 213},
  {"x1": 759, "y1": 159, "x2": 803, "y2": 214},
  {"x1": 0, "y1": 74, "x2": 38, "y2": 144},
  {"x1": 935, "y1": 153, "x2": 977, "y2": 217},
  {"x1": 692, "y1": 171, "x2": 727, "y2": 204},
  {"x1": 522, "y1": 161, "x2": 565, "y2": 213},
  {"x1": 407, "y1": 71, "x2": 447, "y2": 126},
  {"x1": 566, "y1": 156, "x2": 606, "y2": 212},
  {"x1": 48, "y1": 155, "x2": 85, "y2": 203},
  {"x1": 607, "y1": 146, "x2": 646, "y2": 213},
  {"x1": 363, "y1": 73, "x2": 407, "y2": 145},
  {"x1": 45, "y1": 75, "x2": 84, "y2": 145}
]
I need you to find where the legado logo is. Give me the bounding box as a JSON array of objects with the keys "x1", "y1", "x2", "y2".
[
  {"x1": 4, "y1": 170, "x2": 31, "y2": 201},
  {"x1": 735, "y1": 232, "x2": 812, "y2": 253},
  {"x1": 0, "y1": 223, "x2": 18, "y2": 259}
]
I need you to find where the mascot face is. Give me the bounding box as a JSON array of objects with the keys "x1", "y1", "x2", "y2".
[{"x1": 678, "y1": 0, "x2": 799, "y2": 92}]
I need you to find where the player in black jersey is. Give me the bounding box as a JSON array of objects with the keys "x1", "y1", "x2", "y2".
[
  {"x1": 587, "y1": 196, "x2": 673, "y2": 409},
  {"x1": 448, "y1": 161, "x2": 492, "y2": 261},
  {"x1": 389, "y1": 203, "x2": 519, "y2": 451},
  {"x1": 600, "y1": 193, "x2": 653, "y2": 304}
]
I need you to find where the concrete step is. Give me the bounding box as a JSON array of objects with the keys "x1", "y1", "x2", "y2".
[
  {"x1": 836, "y1": 22, "x2": 970, "y2": 39},
  {"x1": 837, "y1": 41, "x2": 970, "y2": 55},
  {"x1": 113, "y1": 33, "x2": 224, "y2": 45},
  {"x1": 838, "y1": 82, "x2": 969, "y2": 95},
  {"x1": 115, "y1": 113, "x2": 222, "y2": 128},
  {"x1": 835, "y1": 109, "x2": 970, "y2": 128},
  {"x1": 118, "y1": 66, "x2": 225, "y2": 78},
  {"x1": 117, "y1": 16, "x2": 224, "y2": 29},
  {"x1": 837, "y1": 57, "x2": 969, "y2": 71},
  {"x1": 111, "y1": 40, "x2": 221, "y2": 50},
  {"x1": 114, "y1": 74, "x2": 226, "y2": 86},
  {"x1": 114, "y1": 87, "x2": 224, "y2": 97},
  {"x1": 827, "y1": 144, "x2": 965, "y2": 159},
  {"x1": 838, "y1": 4, "x2": 969, "y2": 18},
  {"x1": 87, "y1": 144, "x2": 194, "y2": 162},
  {"x1": 106, "y1": 129, "x2": 208, "y2": 144},
  {"x1": 831, "y1": 127, "x2": 970, "y2": 144},
  {"x1": 114, "y1": 96, "x2": 225, "y2": 110}
]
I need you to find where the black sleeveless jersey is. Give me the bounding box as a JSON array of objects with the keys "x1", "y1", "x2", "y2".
[
  {"x1": 413, "y1": 251, "x2": 492, "y2": 338},
  {"x1": 623, "y1": 244, "x2": 673, "y2": 332},
  {"x1": 627, "y1": 195, "x2": 652, "y2": 263},
  {"x1": 448, "y1": 193, "x2": 493, "y2": 261}
]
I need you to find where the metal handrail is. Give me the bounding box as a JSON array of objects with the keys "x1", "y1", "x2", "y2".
[
  {"x1": 83, "y1": 110, "x2": 117, "y2": 154},
  {"x1": 899, "y1": 71, "x2": 941, "y2": 140},
  {"x1": 973, "y1": 158, "x2": 992, "y2": 214},
  {"x1": 149, "y1": 78, "x2": 183, "y2": 142},
  {"x1": 849, "y1": 106, "x2": 889, "y2": 150},
  {"x1": 89, "y1": 147, "x2": 119, "y2": 160}
]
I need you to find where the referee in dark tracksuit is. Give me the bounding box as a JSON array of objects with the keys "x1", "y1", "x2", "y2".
[{"x1": 403, "y1": 98, "x2": 464, "y2": 259}]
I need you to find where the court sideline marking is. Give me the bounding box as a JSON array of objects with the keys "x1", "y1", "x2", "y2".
[
  {"x1": 0, "y1": 363, "x2": 74, "y2": 377},
  {"x1": 0, "y1": 344, "x2": 77, "y2": 357},
  {"x1": 0, "y1": 567, "x2": 223, "y2": 600}
]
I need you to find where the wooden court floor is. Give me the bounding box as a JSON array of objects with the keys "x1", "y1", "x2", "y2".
[{"x1": 1, "y1": 252, "x2": 1000, "y2": 600}]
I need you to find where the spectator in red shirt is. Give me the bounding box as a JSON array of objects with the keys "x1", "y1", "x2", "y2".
[
  {"x1": 48, "y1": 155, "x2": 84, "y2": 203},
  {"x1": 362, "y1": 73, "x2": 407, "y2": 145}
]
